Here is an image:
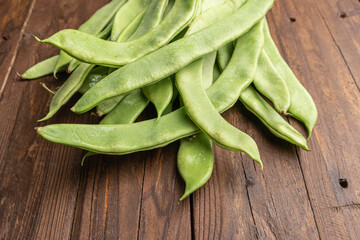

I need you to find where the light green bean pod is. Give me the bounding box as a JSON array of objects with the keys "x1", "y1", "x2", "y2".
[
  {"x1": 175, "y1": 24, "x2": 263, "y2": 166},
  {"x1": 100, "y1": 89, "x2": 149, "y2": 124},
  {"x1": 67, "y1": 20, "x2": 114, "y2": 74},
  {"x1": 178, "y1": 133, "x2": 213, "y2": 201},
  {"x1": 213, "y1": 63, "x2": 221, "y2": 82},
  {"x1": 71, "y1": 0, "x2": 274, "y2": 113},
  {"x1": 54, "y1": 0, "x2": 125, "y2": 76},
  {"x1": 202, "y1": 52, "x2": 217, "y2": 89},
  {"x1": 96, "y1": 10, "x2": 147, "y2": 116},
  {"x1": 111, "y1": 0, "x2": 151, "y2": 41},
  {"x1": 217, "y1": 42, "x2": 234, "y2": 71},
  {"x1": 263, "y1": 19, "x2": 317, "y2": 138},
  {"x1": 240, "y1": 86, "x2": 309, "y2": 150},
  {"x1": 40, "y1": 0, "x2": 198, "y2": 67},
  {"x1": 142, "y1": 77, "x2": 173, "y2": 119},
  {"x1": 21, "y1": 56, "x2": 61, "y2": 80},
  {"x1": 254, "y1": 50, "x2": 290, "y2": 112},
  {"x1": 78, "y1": 67, "x2": 109, "y2": 94},
  {"x1": 39, "y1": 63, "x2": 94, "y2": 121}
]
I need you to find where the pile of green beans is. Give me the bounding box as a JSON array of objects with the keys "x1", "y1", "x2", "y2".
[{"x1": 22, "y1": 0, "x2": 317, "y2": 201}]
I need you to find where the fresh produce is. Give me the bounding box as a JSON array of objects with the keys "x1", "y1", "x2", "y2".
[{"x1": 22, "y1": 0, "x2": 317, "y2": 201}]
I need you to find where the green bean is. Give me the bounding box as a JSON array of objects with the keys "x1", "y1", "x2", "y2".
[
  {"x1": 130, "y1": 0, "x2": 168, "y2": 39},
  {"x1": 162, "y1": 77, "x2": 178, "y2": 115},
  {"x1": 177, "y1": 133, "x2": 213, "y2": 201},
  {"x1": 78, "y1": 67, "x2": 109, "y2": 94},
  {"x1": 53, "y1": 0, "x2": 125, "y2": 76},
  {"x1": 111, "y1": 0, "x2": 151, "y2": 41},
  {"x1": 70, "y1": 0, "x2": 273, "y2": 113},
  {"x1": 39, "y1": 63, "x2": 94, "y2": 121},
  {"x1": 97, "y1": 0, "x2": 169, "y2": 115},
  {"x1": 240, "y1": 86, "x2": 309, "y2": 150},
  {"x1": 212, "y1": 62, "x2": 221, "y2": 82},
  {"x1": 163, "y1": 0, "x2": 174, "y2": 18},
  {"x1": 176, "y1": 22, "x2": 264, "y2": 166},
  {"x1": 253, "y1": 50, "x2": 290, "y2": 113},
  {"x1": 263, "y1": 20, "x2": 317, "y2": 138},
  {"x1": 142, "y1": 77, "x2": 173, "y2": 119},
  {"x1": 67, "y1": 21, "x2": 114, "y2": 73},
  {"x1": 21, "y1": 55, "x2": 61, "y2": 80},
  {"x1": 217, "y1": 42, "x2": 233, "y2": 71},
  {"x1": 100, "y1": 89, "x2": 149, "y2": 124},
  {"x1": 40, "y1": 0, "x2": 198, "y2": 67},
  {"x1": 202, "y1": 52, "x2": 217, "y2": 89}
]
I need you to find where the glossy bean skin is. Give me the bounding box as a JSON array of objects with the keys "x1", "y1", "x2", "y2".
[
  {"x1": 71, "y1": 0, "x2": 274, "y2": 113},
  {"x1": 177, "y1": 133, "x2": 213, "y2": 201},
  {"x1": 217, "y1": 42, "x2": 233, "y2": 71},
  {"x1": 240, "y1": 86, "x2": 309, "y2": 150},
  {"x1": 100, "y1": 89, "x2": 149, "y2": 124},
  {"x1": 54, "y1": 0, "x2": 125, "y2": 75},
  {"x1": 253, "y1": 50, "x2": 290, "y2": 112},
  {"x1": 39, "y1": 63, "x2": 94, "y2": 121},
  {"x1": 142, "y1": 77, "x2": 173, "y2": 119},
  {"x1": 111, "y1": 0, "x2": 150, "y2": 41},
  {"x1": 21, "y1": 56, "x2": 61, "y2": 80},
  {"x1": 40, "y1": 0, "x2": 198, "y2": 67},
  {"x1": 176, "y1": 22, "x2": 264, "y2": 166},
  {"x1": 263, "y1": 20, "x2": 317, "y2": 138}
]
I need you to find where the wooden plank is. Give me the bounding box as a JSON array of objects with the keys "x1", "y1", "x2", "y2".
[
  {"x1": 314, "y1": 0, "x2": 360, "y2": 88},
  {"x1": 70, "y1": 154, "x2": 145, "y2": 239},
  {"x1": 138, "y1": 144, "x2": 192, "y2": 240},
  {"x1": 0, "y1": 0, "x2": 35, "y2": 100},
  {"x1": 268, "y1": 0, "x2": 360, "y2": 239},
  {"x1": 0, "y1": 0, "x2": 111, "y2": 239}
]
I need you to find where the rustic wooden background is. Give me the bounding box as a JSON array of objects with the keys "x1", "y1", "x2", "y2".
[{"x1": 1, "y1": 0, "x2": 360, "y2": 239}]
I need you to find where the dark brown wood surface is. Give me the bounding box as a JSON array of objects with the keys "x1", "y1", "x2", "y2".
[{"x1": 1, "y1": 0, "x2": 359, "y2": 239}]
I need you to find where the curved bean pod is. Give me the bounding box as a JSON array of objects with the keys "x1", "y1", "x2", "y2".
[
  {"x1": 240, "y1": 86, "x2": 309, "y2": 150},
  {"x1": 39, "y1": 0, "x2": 198, "y2": 67},
  {"x1": 253, "y1": 50, "x2": 290, "y2": 112},
  {"x1": 263, "y1": 20, "x2": 317, "y2": 138},
  {"x1": 21, "y1": 55, "x2": 61, "y2": 80},
  {"x1": 202, "y1": 52, "x2": 217, "y2": 89},
  {"x1": 111, "y1": 0, "x2": 151, "y2": 41},
  {"x1": 177, "y1": 133, "x2": 213, "y2": 201},
  {"x1": 39, "y1": 63, "x2": 94, "y2": 121},
  {"x1": 71, "y1": 0, "x2": 274, "y2": 113},
  {"x1": 142, "y1": 77, "x2": 173, "y2": 119},
  {"x1": 175, "y1": 22, "x2": 264, "y2": 165},
  {"x1": 100, "y1": 89, "x2": 149, "y2": 124},
  {"x1": 78, "y1": 67, "x2": 108, "y2": 94},
  {"x1": 54, "y1": 0, "x2": 125, "y2": 75},
  {"x1": 217, "y1": 42, "x2": 233, "y2": 71}
]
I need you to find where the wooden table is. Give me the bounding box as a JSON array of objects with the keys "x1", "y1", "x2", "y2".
[{"x1": 1, "y1": 0, "x2": 360, "y2": 239}]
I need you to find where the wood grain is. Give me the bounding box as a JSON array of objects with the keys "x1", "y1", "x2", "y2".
[{"x1": 1, "y1": 0, "x2": 360, "y2": 239}]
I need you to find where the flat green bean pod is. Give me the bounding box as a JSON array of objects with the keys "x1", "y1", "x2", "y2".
[
  {"x1": 240, "y1": 86, "x2": 309, "y2": 150},
  {"x1": 178, "y1": 133, "x2": 213, "y2": 201},
  {"x1": 202, "y1": 52, "x2": 217, "y2": 89},
  {"x1": 176, "y1": 22, "x2": 264, "y2": 166},
  {"x1": 78, "y1": 67, "x2": 109, "y2": 94},
  {"x1": 71, "y1": 0, "x2": 274, "y2": 113},
  {"x1": 54, "y1": 0, "x2": 125, "y2": 76},
  {"x1": 254, "y1": 50, "x2": 290, "y2": 113},
  {"x1": 217, "y1": 42, "x2": 233, "y2": 71},
  {"x1": 21, "y1": 56, "x2": 61, "y2": 80},
  {"x1": 111, "y1": 0, "x2": 151, "y2": 41},
  {"x1": 39, "y1": 63, "x2": 94, "y2": 121},
  {"x1": 100, "y1": 89, "x2": 149, "y2": 124},
  {"x1": 39, "y1": 0, "x2": 198, "y2": 67},
  {"x1": 142, "y1": 77, "x2": 173, "y2": 119},
  {"x1": 263, "y1": 20, "x2": 317, "y2": 138}
]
